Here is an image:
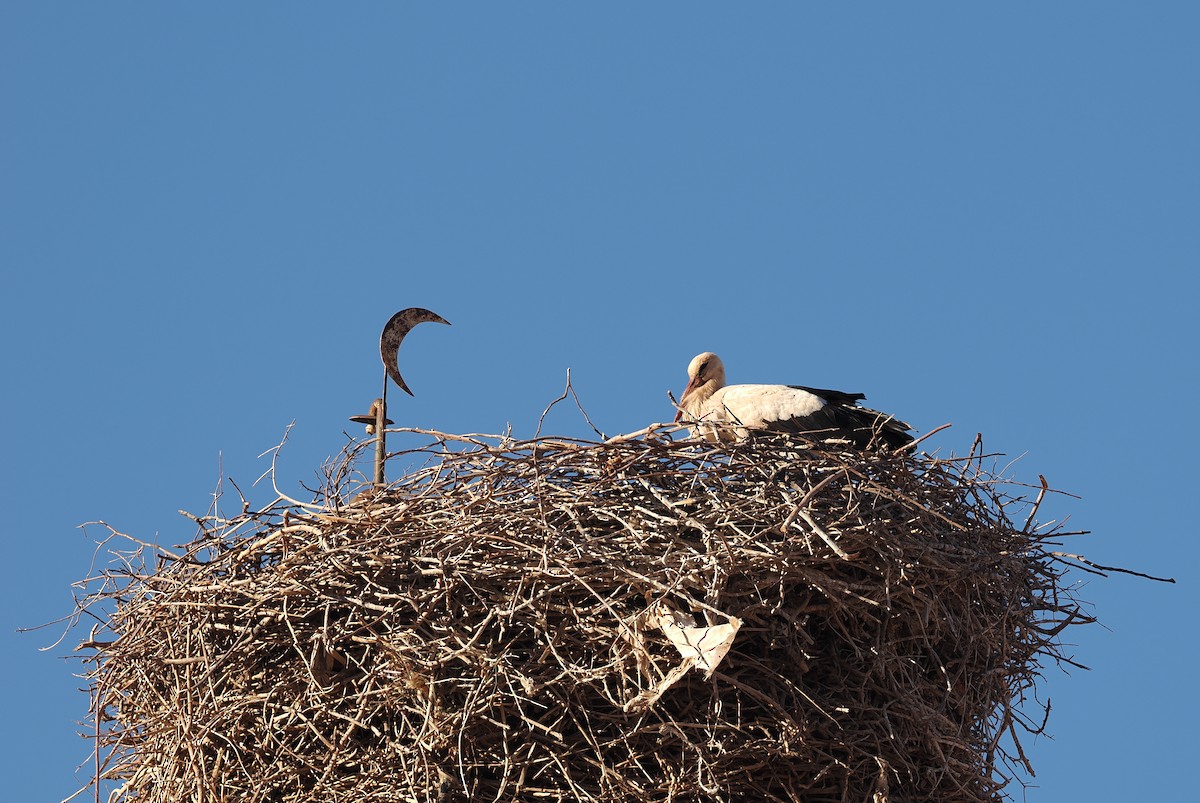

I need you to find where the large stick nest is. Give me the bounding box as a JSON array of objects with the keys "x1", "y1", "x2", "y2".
[{"x1": 75, "y1": 426, "x2": 1091, "y2": 802}]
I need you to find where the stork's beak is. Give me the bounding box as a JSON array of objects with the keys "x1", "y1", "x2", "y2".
[{"x1": 675, "y1": 376, "x2": 700, "y2": 422}]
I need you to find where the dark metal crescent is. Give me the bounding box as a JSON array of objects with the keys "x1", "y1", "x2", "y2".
[{"x1": 380, "y1": 308, "x2": 451, "y2": 396}]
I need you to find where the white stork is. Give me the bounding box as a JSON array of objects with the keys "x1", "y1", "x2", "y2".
[{"x1": 674, "y1": 352, "x2": 914, "y2": 449}]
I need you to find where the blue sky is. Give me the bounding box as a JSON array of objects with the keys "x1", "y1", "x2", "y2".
[{"x1": 3, "y1": 4, "x2": 1196, "y2": 801}]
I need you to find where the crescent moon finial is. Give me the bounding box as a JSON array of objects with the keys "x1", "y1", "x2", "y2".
[{"x1": 380, "y1": 308, "x2": 451, "y2": 396}]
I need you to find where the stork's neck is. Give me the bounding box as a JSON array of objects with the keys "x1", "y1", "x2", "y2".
[{"x1": 682, "y1": 376, "x2": 723, "y2": 414}]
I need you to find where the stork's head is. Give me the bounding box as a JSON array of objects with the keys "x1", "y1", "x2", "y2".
[{"x1": 675, "y1": 352, "x2": 727, "y2": 421}]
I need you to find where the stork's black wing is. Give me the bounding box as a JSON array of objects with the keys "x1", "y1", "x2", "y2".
[
  {"x1": 779, "y1": 386, "x2": 914, "y2": 449},
  {"x1": 788, "y1": 386, "x2": 867, "y2": 407}
]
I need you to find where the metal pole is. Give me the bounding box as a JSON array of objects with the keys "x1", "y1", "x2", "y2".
[{"x1": 375, "y1": 375, "x2": 388, "y2": 487}]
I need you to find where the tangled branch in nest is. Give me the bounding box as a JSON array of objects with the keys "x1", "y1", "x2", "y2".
[{"x1": 74, "y1": 426, "x2": 1093, "y2": 802}]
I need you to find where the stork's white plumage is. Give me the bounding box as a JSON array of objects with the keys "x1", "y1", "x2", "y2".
[{"x1": 674, "y1": 352, "x2": 914, "y2": 448}]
